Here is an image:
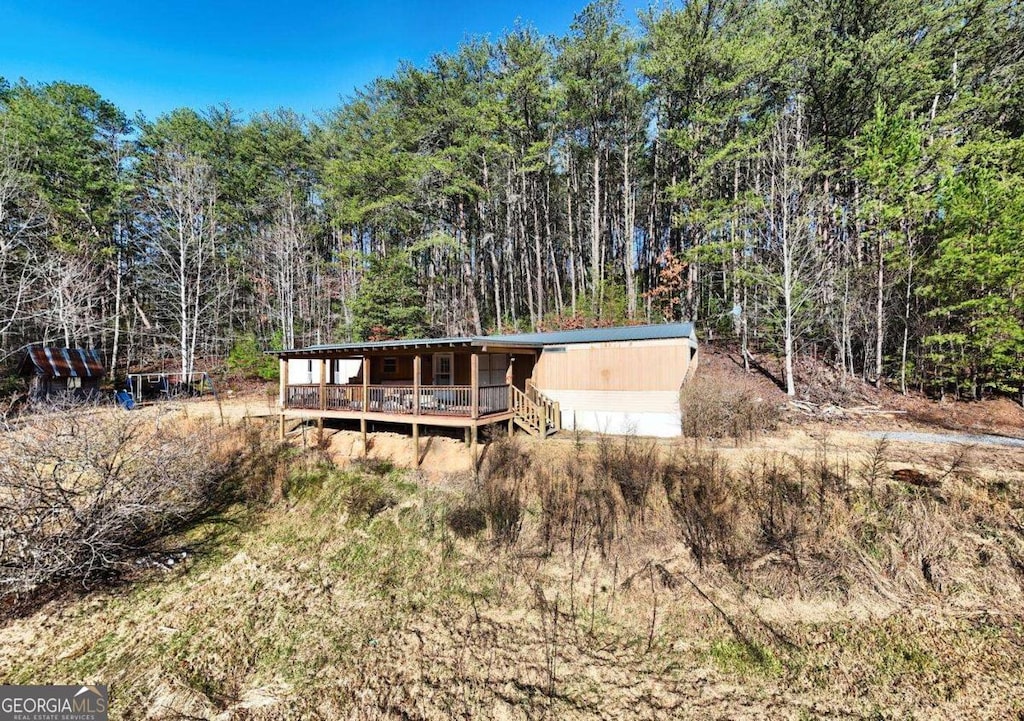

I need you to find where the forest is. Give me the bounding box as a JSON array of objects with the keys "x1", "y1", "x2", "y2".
[{"x1": 0, "y1": 0, "x2": 1021, "y2": 399}]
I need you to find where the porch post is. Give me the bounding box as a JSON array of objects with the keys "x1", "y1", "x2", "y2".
[
  {"x1": 361, "y1": 356, "x2": 370, "y2": 410},
  {"x1": 319, "y1": 357, "x2": 328, "y2": 411},
  {"x1": 470, "y1": 352, "x2": 479, "y2": 420},
  {"x1": 361, "y1": 355, "x2": 370, "y2": 456},
  {"x1": 278, "y1": 357, "x2": 288, "y2": 441},
  {"x1": 413, "y1": 354, "x2": 421, "y2": 416},
  {"x1": 412, "y1": 422, "x2": 420, "y2": 467},
  {"x1": 278, "y1": 357, "x2": 287, "y2": 408}
]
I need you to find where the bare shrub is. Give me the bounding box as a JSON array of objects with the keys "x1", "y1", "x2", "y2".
[
  {"x1": 231, "y1": 420, "x2": 294, "y2": 503},
  {"x1": 482, "y1": 437, "x2": 532, "y2": 486},
  {"x1": 478, "y1": 438, "x2": 531, "y2": 547},
  {"x1": 680, "y1": 375, "x2": 779, "y2": 443},
  {"x1": 535, "y1": 448, "x2": 621, "y2": 558},
  {"x1": 935, "y1": 444, "x2": 976, "y2": 485},
  {"x1": 743, "y1": 453, "x2": 808, "y2": 565},
  {"x1": 537, "y1": 464, "x2": 576, "y2": 553},
  {"x1": 344, "y1": 476, "x2": 398, "y2": 519},
  {"x1": 447, "y1": 504, "x2": 486, "y2": 538},
  {"x1": 663, "y1": 450, "x2": 743, "y2": 569},
  {"x1": 0, "y1": 412, "x2": 240, "y2": 602},
  {"x1": 483, "y1": 479, "x2": 524, "y2": 547},
  {"x1": 595, "y1": 434, "x2": 660, "y2": 521}
]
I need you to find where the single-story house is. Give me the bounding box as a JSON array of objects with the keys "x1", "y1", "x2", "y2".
[
  {"x1": 271, "y1": 323, "x2": 698, "y2": 448},
  {"x1": 17, "y1": 347, "x2": 106, "y2": 401}
]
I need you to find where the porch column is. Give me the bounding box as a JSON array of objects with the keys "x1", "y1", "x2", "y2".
[
  {"x1": 470, "y1": 352, "x2": 479, "y2": 420},
  {"x1": 278, "y1": 357, "x2": 287, "y2": 408},
  {"x1": 361, "y1": 356, "x2": 370, "y2": 409},
  {"x1": 278, "y1": 357, "x2": 287, "y2": 441},
  {"x1": 361, "y1": 355, "x2": 370, "y2": 456},
  {"x1": 413, "y1": 354, "x2": 421, "y2": 416},
  {"x1": 412, "y1": 422, "x2": 420, "y2": 467},
  {"x1": 319, "y1": 358, "x2": 328, "y2": 411}
]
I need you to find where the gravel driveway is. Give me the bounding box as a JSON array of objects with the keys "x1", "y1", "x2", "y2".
[{"x1": 863, "y1": 430, "x2": 1024, "y2": 448}]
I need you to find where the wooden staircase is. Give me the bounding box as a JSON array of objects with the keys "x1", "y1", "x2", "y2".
[{"x1": 510, "y1": 383, "x2": 559, "y2": 438}]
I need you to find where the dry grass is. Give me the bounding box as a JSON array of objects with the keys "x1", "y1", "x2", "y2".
[{"x1": 1, "y1": 410, "x2": 1023, "y2": 719}]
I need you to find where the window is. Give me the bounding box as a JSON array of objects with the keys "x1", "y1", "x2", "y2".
[
  {"x1": 66, "y1": 377, "x2": 82, "y2": 390},
  {"x1": 433, "y1": 353, "x2": 453, "y2": 385},
  {"x1": 383, "y1": 357, "x2": 398, "y2": 375},
  {"x1": 478, "y1": 353, "x2": 509, "y2": 385}
]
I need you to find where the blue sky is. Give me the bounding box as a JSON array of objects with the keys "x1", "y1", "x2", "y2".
[{"x1": 0, "y1": 0, "x2": 655, "y2": 121}]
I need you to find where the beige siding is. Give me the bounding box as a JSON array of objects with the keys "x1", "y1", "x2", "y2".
[
  {"x1": 543, "y1": 389, "x2": 682, "y2": 437},
  {"x1": 541, "y1": 389, "x2": 680, "y2": 414},
  {"x1": 533, "y1": 338, "x2": 693, "y2": 392}
]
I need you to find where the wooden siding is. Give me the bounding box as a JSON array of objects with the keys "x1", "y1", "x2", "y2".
[
  {"x1": 511, "y1": 353, "x2": 535, "y2": 391},
  {"x1": 533, "y1": 338, "x2": 693, "y2": 392}
]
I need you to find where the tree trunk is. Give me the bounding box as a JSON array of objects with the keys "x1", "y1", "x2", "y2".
[{"x1": 591, "y1": 150, "x2": 601, "y2": 308}]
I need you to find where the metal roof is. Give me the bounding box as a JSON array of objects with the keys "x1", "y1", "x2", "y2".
[
  {"x1": 271, "y1": 323, "x2": 696, "y2": 357},
  {"x1": 19, "y1": 347, "x2": 105, "y2": 378},
  {"x1": 477, "y1": 323, "x2": 696, "y2": 348}
]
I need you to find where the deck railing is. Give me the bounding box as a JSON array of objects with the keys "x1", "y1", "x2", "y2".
[
  {"x1": 325, "y1": 384, "x2": 365, "y2": 410},
  {"x1": 478, "y1": 384, "x2": 510, "y2": 415},
  {"x1": 286, "y1": 384, "x2": 321, "y2": 410},
  {"x1": 284, "y1": 383, "x2": 509, "y2": 418},
  {"x1": 367, "y1": 385, "x2": 415, "y2": 414}
]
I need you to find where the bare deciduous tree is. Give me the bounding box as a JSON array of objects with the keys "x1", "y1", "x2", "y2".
[{"x1": 138, "y1": 146, "x2": 221, "y2": 379}]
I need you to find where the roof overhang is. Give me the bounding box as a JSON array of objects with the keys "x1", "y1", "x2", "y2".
[{"x1": 268, "y1": 322, "x2": 697, "y2": 359}]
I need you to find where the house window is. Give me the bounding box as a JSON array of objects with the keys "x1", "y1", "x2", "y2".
[
  {"x1": 383, "y1": 357, "x2": 398, "y2": 375},
  {"x1": 66, "y1": 377, "x2": 82, "y2": 390},
  {"x1": 433, "y1": 353, "x2": 453, "y2": 385},
  {"x1": 478, "y1": 353, "x2": 509, "y2": 385}
]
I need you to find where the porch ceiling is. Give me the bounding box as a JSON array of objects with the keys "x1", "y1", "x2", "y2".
[{"x1": 271, "y1": 337, "x2": 540, "y2": 359}]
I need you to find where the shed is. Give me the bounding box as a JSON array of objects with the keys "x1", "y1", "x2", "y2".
[{"x1": 17, "y1": 347, "x2": 106, "y2": 401}]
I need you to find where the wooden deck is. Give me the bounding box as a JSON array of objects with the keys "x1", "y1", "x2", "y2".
[
  {"x1": 282, "y1": 406, "x2": 515, "y2": 428},
  {"x1": 278, "y1": 382, "x2": 516, "y2": 467},
  {"x1": 283, "y1": 383, "x2": 510, "y2": 421}
]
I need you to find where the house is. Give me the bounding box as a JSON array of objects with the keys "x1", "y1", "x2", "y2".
[
  {"x1": 17, "y1": 347, "x2": 106, "y2": 401},
  {"x1": 271, "y1": 323, "x2": 698, "y2": 457}
]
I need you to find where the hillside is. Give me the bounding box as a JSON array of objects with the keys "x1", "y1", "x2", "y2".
[{"x1": 2, "y1": 378, "x2": 1024, "y2": 719}]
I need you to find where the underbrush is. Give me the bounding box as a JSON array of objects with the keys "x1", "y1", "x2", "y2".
[
  {"x1": 0, "y1": 412, "x2": 289, "y2": 613},
  {"x1": 3, "y1": 421, "x2": 1023, "y2": 719},
  {"x1": 466, "y1": 435, "x2": 1024, "y2": 608},
  {"x1": 679, "y1": 374, "x2": 780, "y2": 442}
]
